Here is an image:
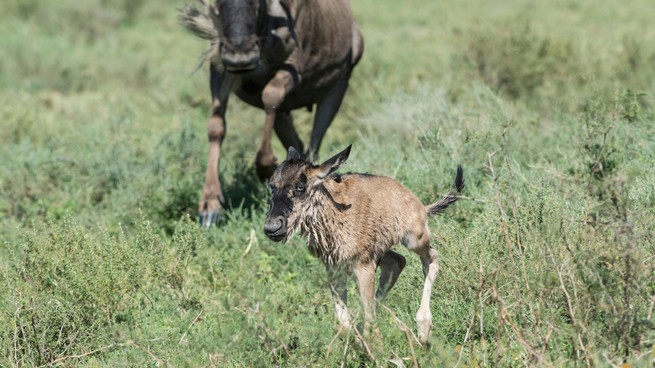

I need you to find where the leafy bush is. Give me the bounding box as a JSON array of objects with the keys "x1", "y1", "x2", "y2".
[{"x1": 0, "y1": 216, "x2": 202, "y2": 366}]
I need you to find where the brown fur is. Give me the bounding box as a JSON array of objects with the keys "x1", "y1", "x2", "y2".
[{"x1": 265, "y1": 145, "x2": 464, "y2": 343}]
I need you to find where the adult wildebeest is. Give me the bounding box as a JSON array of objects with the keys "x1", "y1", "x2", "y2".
[
  {"x1": 264, "y1": 145, "x2": 464, "y2": 344},
  {"x1": 179, "y1": 0, "x2": 364, "y2": 226}
]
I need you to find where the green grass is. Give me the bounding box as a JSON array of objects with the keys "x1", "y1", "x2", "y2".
[{"x1": 1, "y1": 0, "x2": 654, "y2": 366}]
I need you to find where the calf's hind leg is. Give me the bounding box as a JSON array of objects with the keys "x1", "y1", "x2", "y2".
[
  {"x1": 405, "y1": 230, "x2": 440, "y2": 344},
  {"x1": 376, "y1": 250, "x2": 406, "y2": 301}
]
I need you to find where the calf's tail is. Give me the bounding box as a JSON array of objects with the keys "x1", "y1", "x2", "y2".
[{"x1": 425, "y1": 165, "x2": 464, "y2": 216}]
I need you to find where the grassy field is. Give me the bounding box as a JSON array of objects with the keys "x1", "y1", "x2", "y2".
[{"x1": 1, "y1": 0, "x2": 654, "y2": 366}]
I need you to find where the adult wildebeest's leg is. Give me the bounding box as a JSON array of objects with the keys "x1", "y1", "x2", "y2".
[
  {"x1": 199, "y1": 67, "x2": 236, "y2": 227},
  {"x1": 256, "y1": 69, "x2": 297, "y2": 180},
  {"x1": 328, "y1": 268, "x2": 351, "y2": 330},
  {"x1": 406, "y1": 230, "x2": 440, "y2": 344},
  {"x1": 273, "y1": 111, "x2": 304, "y2": 154},
  {"x1": 307, "y1": 26, "x2": 363, "y2": 159},
  {"x1": 307, "y1": 79, "x2": 349, "y2": 160},
  {"x1": 375, "y1": 251, "x2": 406, "y2": 301}
]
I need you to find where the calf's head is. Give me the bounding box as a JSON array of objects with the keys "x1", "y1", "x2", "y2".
[
  {"x1": 264, "y1": 145, "x2": 352, "y2": 242},
  {"x1": 215, "y1": 0, "x2": 264, "y2": 72}
]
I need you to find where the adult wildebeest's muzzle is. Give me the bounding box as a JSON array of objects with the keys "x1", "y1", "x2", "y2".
[
  {"x1": 264, "y1": 214, "x2": 287, "y2": 242},
  {"x1": 220, "y1": 36, "x2": 260, "y2": 72}
]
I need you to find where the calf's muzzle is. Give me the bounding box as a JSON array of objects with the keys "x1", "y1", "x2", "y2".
[{"x1": 264, "y1": 215, "x2": 287, "y2": 241}]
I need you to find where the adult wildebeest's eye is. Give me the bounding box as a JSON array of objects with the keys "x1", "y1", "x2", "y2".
[{"x1": 294, "y1": 185, "x2": 306, "y2": 195}]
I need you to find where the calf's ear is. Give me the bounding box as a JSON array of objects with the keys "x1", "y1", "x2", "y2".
[
  {"x1": 286, "y1": 146, "x2": 302, "y2": 161},
  {"x1": 316, "y1": 145, "x2": 351, "y2": 180}
]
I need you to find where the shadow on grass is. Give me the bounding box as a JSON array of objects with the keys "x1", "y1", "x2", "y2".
[{"x1": 222, "y1": 165, "x2": 269, "y2": 216}]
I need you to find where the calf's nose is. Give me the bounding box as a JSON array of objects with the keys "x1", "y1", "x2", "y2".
[{"x1": 264, "y1": 216, "x2": 285, "y2": 237}]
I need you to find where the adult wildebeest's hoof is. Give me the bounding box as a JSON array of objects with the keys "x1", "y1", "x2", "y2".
[
  {"x1": 198, "y1": 197, "x2": 223, "y2": 228},
  {"x1": 255, "y1": 152, "x2": 278, "y2": 181},
  {"x1": 256, "y1": 163, "x2": 277, "y2": 181},
  {"x1": 198, "y1": 209, "x2": 221, "y2": 228},
  {"x1": 198, "y1": 193, "x2": 225, "y2": 229}
]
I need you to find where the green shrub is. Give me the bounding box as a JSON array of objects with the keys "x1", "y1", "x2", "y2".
[{"x1": 1, "y1": 216, "x2": 201, "y2": 366}]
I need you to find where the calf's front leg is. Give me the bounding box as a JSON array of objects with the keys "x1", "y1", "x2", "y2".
[
  {"x1": 328, "y1": 268, "x2": 351, "y2": 331},
  {"x1": 353, "y1": 262, "x2": 378, "y2": 338}
]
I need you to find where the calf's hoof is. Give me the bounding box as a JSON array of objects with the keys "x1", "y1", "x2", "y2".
[{"x1": 416, "y1": 315, "x2": 432, "y2": 345}]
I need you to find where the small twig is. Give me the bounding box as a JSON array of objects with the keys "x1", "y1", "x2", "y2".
[
  {"x1": 340, "y1": 329, "x2": 351, "y2": 368},
  {"x1": 457, "y1": 264, "x2": 498, "y2": 368},
  {"x1": 646, "y1": 293, "x2": 655, "y2": 322},
  {"x1": 539, "y1": 324, "x2": 554, "y2": 358},
  {"x1": 455, "y1": 314, "x2": 473, "y2": 368},
  {"x1": 379, "y1": 303, "x2": 420, "y2": 367},
  {"x1": 38, "y1": 343, "x2": 123, "y2": 367},
  {"x1": 490, "y1": 286, "x2": 543, "y2": 365},
  {"x1": 601, "y1": 352, "x2": 622, "y2": 368},
  {"x1": 127, "y1": 339, "x2": 165, "y2": 367},
  {"x1": 8, "y1": 282, "x2": 20, "y2": 367},
  {"x1": 348, "y1": 312, "x2": 378, "y2": 366},
  {"x1": 251, "y1": 306, "x2": 291, "y2": 362},
  {"x1": 504, "y1": 157, "x2": 530, "y2": 295},
  {"x1": 141, "y1": 290, "x2": 155, "y2": 307},
  {"x1": 378, "y1": 304, "x2": 421, "y2": 347},
  {"x1": 178, "y1": 310, "x2": 204, "y2": 345},
  {"x1": 328, "y1": 322, "x2": 352, "y2": 358},
  {"x1": 457, "y1": 261, "x2": 481, "y2": 368},
  {"x1": 634, "y1": 346, "x2": 655, "y2": 365},
  {"x1": 547, "y1": 248, "x2": 593, "y2": 366},
  {"x1": 487, "y1": 152, "x2": 515, "y2": 268},
  {"x1": 240, "y1": 229, "x2": 257, "y2": 264}
]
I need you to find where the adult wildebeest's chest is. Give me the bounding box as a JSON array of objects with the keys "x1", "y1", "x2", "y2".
[
  {"x1": 228, "y1": 1, "x2": 359, "y2": 111},
  {"x1": 233, "y1": 58, "x2": 353, "y2": 111}
]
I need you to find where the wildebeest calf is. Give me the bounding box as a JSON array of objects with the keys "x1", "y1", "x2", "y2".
[{"x1": 264, "y1": 145, "x2": 464, "y2": 344}]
